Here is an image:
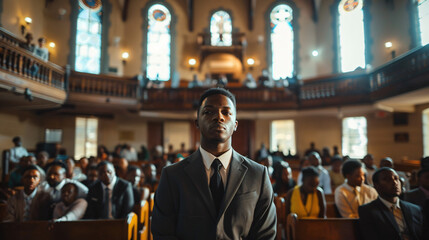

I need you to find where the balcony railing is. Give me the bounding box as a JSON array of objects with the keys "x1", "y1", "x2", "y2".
[
  {"x1": 68, "y1": 71, "x2": 140, "y2": 99},
  {"x1": 0, "y1": 38, "x2": 65, "y2": 90}
]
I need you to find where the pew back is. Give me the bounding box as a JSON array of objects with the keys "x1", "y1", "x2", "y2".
[
  {"x1": 287, "y1": 213, "x2": 361, "y2": 240},
  {"x1": 0, "y1": 212, "x2": 138, "y2": 240}
]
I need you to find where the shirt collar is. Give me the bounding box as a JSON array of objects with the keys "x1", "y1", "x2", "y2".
[
  {"x1": 101, "y1": 176, "x2": 117, "y2": 190},
  {"x1": 200, "y1": 146, "x2": 232, "y2": 171},
  {"x1": 55, "y1": 180, "x2": 65, "y2": 191},
  {"x1": 345, "y1": 181, "x2": 361, "y2": 192},
  {"x1": 379, "y1": 196, "x2": 401, "y2": 209},
  {"x1": 24, "y1": 187, "x2": 38, "y2": 199}
]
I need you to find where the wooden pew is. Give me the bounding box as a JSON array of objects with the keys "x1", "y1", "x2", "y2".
[
  {"x1": 0, "y1": 212, "x2": 138, "y2": 240},
  {"x1": 274, "y1": 195, "x2": 286, "y2": 240},
  {"x1": 324, "y1": 193, "x2": 335, "y2": 203},
  {"x1": 326, "y1": 202, "x2": 341, "y2": 218},
  {"x1": 286, "y1": 213, "x2": 361, "y2": 240}
]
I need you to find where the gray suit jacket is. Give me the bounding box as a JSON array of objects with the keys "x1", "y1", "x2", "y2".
[
  {"x1": 151, "y1": 149, "x2": 277, "y2": 240},
  {"x1": 5, "y1": 188, "x2": 50, "y2": 222}
]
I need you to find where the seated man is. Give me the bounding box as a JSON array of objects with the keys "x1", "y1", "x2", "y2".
[
  {"x1": 358, "y1": 167, "x2": 423, "y2": 240},
  {"x1": 5, "y1": 165, "x2": 50, "y2": 221},
  {"x1": 85, "y1": 161, "x2": 134, "y2": 219},
  {"x1": 41, "y1": 161, "x2": 88, "y2": 203},
  {"x1": 8, "y1": 155, "x2": 38, "y2": 188},
  {"x1": 380, "y1": 157, "x2": 410, "y2": 191},
  {"x1": 53, "y1": 183, "x2": 87, "y2": 221},
  {"x1": 81, "y1": 165, "x2": 98, "y2": 188},
  {"x1": 126, "y1": 165, "x2": 149, "y2": 203},
  {"x1": 362, "y1": 154, "x2": 377, "y2": 186},
  {"x1": 335, "y1": 160, "x2": 377, "y2": 218},
  {"x1": 297, "y1": 152, "x2": 332, "y2": 194}
]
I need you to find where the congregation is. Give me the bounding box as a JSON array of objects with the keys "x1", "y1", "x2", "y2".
[{"x1": 1, "y1": 135, "x2": 428, "y2": 239}]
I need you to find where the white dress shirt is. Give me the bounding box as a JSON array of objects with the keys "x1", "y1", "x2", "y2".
[
  {"x1": 9, "y1": 146, "x2": 28, "y2": 163},
  {"x1": 23, "y1": 187, "x2": 38, "y2": 220},
  {"x1": 53, "y1": 198, "x2": 88, "y2": 221},
  {"x1": 200, "y1": 146, "x2": 232, "y2": 189},
  {"x1": 40, "y1": 179, "x2": 88, "y2": 202},
  {"x1": 335, "y1": 182, "x2": 378, "y2": 218}
]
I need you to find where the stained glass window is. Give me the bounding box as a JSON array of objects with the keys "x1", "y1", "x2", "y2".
[
  {"x1": 423, "y1": 108, "x2": 429, "y2": 156},
  {"x1": 210, "y1": 11, "x2": 232, "y2": 46},
  {"x1": 75, "y1": 0, "x2": 103, "y2": 74},
  {"x1": 146, "y1": 4, "x2": 171, "y2": 81},
  {"x1": 338, "y1": 0, "x2": 366, "y2": 72},
  {"x1": 270, "y1": 4, "x2": 294, "y2": 80},
  {"x1": 418, "y1": 0, "x2": 429, "y2": 46},
  {"x1": 342, "y1": 116, "x2": 367, "y2": 158}
]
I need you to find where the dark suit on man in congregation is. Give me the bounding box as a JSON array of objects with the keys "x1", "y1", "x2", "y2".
[
  {"x1": 151, "y1": 149, "x2": 277, "y2": 240},
  {"x1": 358, "y1": 198, "x2": 423, "y2": 240},
  {"x1": 85, "y1": 178, "x2": 134, "y2": 219}
]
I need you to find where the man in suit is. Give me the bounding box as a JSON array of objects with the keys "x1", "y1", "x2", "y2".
[
  {"x1": 5, "y1": 165, "x2": 50, "y2": 221},
  {"x1": 85, "y1": 161, "x2": 134, "y2": 219},
  {"x1": 151, "y1": 88, "x2": 277, "y2": 239},
  {"x1": 404, "y1": 168, "x2": 429, "y2": 209},
  {"x1": 358, "y1": 167, "x2": 423, "y2": 240}
]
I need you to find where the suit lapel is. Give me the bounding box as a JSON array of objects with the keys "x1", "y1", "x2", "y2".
[
  {"x1": 375, "y1": 199, "x2": 401, "y2": 235},
  {"x1": 184, "y1": 150, "x2": 217, "y2": 221},
  {"x1": 218, "y1": 150, "x2": 248, "y2": 219}
]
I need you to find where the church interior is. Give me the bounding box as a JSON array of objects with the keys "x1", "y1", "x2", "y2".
[{"x1": 0, "y1": 0, "x2": 429, "y2": 239}]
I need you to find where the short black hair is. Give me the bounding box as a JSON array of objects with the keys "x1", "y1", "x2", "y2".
[
  {"x1": 302, "y1": 166, "x2": 319, "y2": 181},
  {"x1": 342, "y1": 160, "x2": 363, "y2": 178},
  {"x1": 330, "y1": 155, "x2": 343, "y2": 164},
  {"x1": 272, "y1": 161, "x2": 290, "y2": 182},
  {"x1": 197, "y1": 88, "x2": 236, "y2": 115},
  {"x1": 127, "y1": 165, "x2": 140, "y2": 173},
  {"x1": 12, "y1": 136, "x2": 21, "y2": 143},
  {"x1": 421, "y1": 156, "x2": 429, "y2": 169},
  {"x1": 22, "y1": 164, "x2": 40, "y2": 174},
  {"x1": 372, "y1": 167, "x2": 396, "y2": 185},
  {"x1": 46, "y1": 161, "x2": 68, "y2": 173},
  {"x1": 97, "y1": 160, "x2": 114, "y2": 170}
]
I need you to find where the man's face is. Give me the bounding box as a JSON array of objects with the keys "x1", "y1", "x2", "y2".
[
  {"x1": 99, "y1": 164, "x2": 116, "y2": 186},
  {"x1": 196, "y1": 94, "x2": 238, "y2": 144},
  {"x1": 347, "y1": 167, "x2": 365, "y2": 187},
  {"x1": 22, "y1": 169, "x2": 41, "y2": 193},
  {"x1": 309, "y1": 155, "x2": 321, "y2": 167},
  {"x1": 127, "y1": 169, "x2": 141, "y2": 187},
  {"x1": 87, "y1": 169, "x2": 98, "y2": 182},
  {"x1": 61, "y1": 184, "x2": 77, "y2": 206},
  {"x1": 375, "y1": 170, "x2": 402, "y2": 198},
  {"x1": 47, "y1": 165, "x2": 65, "y2": 187}
]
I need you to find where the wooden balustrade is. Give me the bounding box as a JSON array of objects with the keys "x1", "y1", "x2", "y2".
[
  {"x1": 0, "y1": 40, "x2": 65, "y2": 90},
  {"x1": 370, "y1": 44, "x2": 429, "y2": 100},
  {"x1": 68, "y1": 71, "x2": 140, "y2": 99},
  {"x1": 0, "y1": 27, "x2": 24, "y2": 47}
]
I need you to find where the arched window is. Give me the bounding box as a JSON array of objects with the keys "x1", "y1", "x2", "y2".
[
  {"x1": 423, "y1": 108, "x2": 429, "y2": 156},
  {"x1": 210, "y1": 10, "x2": 232, "y2": 46},
  {"x1": 75, "y1": 0, "x2": 103, "y2": 74},
  {"x1": 270, "y1": 4, "x2": 294, "y2": 80},
  {"x1": 417, "y1": 0, "x2": 429, "y2": 46},
  {"x1": 342, "y1": 116, "x2": 367, "y2": 158},
  {"x1": 146, "y1": 4, "x2": 172, "y2": 81},
  {"x1": 337, "y1": 0, "x2": 366, "y2": 72}
]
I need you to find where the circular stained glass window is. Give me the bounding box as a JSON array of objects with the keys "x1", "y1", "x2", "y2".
[
  {"x1": 79, "y1": 0, "x2": 102, "y2": 12},
  {"x1": 148, "y1": 4, "x2": 171, "y2": 25},
  {"x1": 153, "y1": 9, "x2": 166, "y2": 22},
  {"x1": 270, "y1": 4, "x2": 293, "y2": 25},
  {"x1": 339, "y1": 0, "x2": 363, "y2": 13}
]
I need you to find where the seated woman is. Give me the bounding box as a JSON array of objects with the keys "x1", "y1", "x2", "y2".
[
  {"x1": 53, "y1": 183, "x2": 87, "y2": 222},
  {"x1": 285, "y1": 166, "x2": 326, "y2": 218},
  {"x1": 272, "y1": 161, "x2": 296, "y2": 196}
]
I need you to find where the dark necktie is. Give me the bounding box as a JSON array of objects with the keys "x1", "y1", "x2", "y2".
[
  {"x1": 210, "y1": 159, "x2": 224, "y2": 215},
  {"x1": 104, "y1": 187, "x2": 110, "y2": 219}
]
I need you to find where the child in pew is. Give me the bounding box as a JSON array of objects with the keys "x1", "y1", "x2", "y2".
[{"x1": 53, "y1": 183, "x2": 87, "y2": 221}]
